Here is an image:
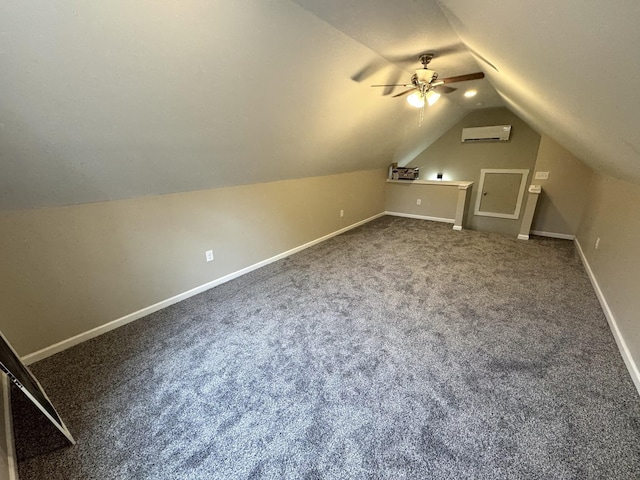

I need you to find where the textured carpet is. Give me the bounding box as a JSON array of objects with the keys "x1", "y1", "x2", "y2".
[{"x1": 15, "y1": 216, "x2": 640, "y2": 479}]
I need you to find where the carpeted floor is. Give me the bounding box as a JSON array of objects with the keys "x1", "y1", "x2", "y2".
[{"x1": 14, "y1": 216, "x2": 640, "y2": 479}]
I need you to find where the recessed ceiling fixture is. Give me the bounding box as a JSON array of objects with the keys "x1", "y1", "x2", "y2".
[
  {"x1": 464, "y1": 90, "x2": 477, "y2": 98},
  {"x1": 371, "y1": 53, "x2": 485, "y2": 126}
]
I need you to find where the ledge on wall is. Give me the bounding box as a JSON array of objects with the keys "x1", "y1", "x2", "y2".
[{"x1": 386, "y1": 179, "x2": 473, "y2": 188}]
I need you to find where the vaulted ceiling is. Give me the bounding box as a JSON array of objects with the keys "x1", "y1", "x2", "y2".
[{"x1": 1, "y1": 1, "x2": 638, "y2": 209}]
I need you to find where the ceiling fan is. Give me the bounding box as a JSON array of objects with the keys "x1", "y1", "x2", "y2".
[{"x1": 371, "y1": 53, "x2": 485, "y2": 125}]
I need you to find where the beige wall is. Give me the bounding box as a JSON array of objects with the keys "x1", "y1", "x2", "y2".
[
  {"x1": 531, "y1": 135, "x2": 593, "y2": 235},
  {"x1": 407, "y1": 107, "x2": 541, "y2": 236},
  {"x1": 385, "y1": 182, "x2": 459, "y2": 220},
  {"x1": 576, "y1": 173, "x2": 640, "y2": 368},
  {"x1": 0, "y1": 169, "x2": 387, "y2": 357}
]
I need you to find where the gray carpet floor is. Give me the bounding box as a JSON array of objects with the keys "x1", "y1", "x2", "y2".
[{"x1": 14, "y1": 216, "x2": 640, "y2": 479}]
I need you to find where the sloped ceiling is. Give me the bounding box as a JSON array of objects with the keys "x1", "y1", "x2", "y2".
[
  {"x1": 1, "y1": 1, "x2": 637, "y2": 209},
  {"x1": 439, "y1": 0, "x2": 640, "y2": 183},
  {"x1": 0, "y1": 1, "x2": 473, "y2": 209}
]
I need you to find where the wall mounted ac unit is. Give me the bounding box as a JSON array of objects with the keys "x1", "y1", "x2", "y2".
[{"x1": 461, "y1": 125, "x2": 512, "y2": 143}]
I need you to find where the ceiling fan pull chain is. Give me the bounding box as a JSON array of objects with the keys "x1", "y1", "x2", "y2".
[{"x1": 417, "y1": 84, "x2": 427, "y2": 126}]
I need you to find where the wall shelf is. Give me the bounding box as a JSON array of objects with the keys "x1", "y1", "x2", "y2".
[{"x1": 386, "y1": 179, "x2": 474, "y2": 190}]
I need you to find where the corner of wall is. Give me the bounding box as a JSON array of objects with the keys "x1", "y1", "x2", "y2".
[{"x1": 530, "y1": 134, "x2": 594, "y2": 237}]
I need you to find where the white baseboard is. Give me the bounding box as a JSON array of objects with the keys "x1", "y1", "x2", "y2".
[
  {"x1": 530, "y1": 230, "x2": 575, "y2": 240},
  {"x1": 1, "y1": 376, "x2": 18, "y2": 480},
  {"x1": 22, "y1": 212, "x2": 386, "y2": 365},
  {"x1": 385, "y1": 211, "x2": 455, "y2": 224},
  {"x1": 574, "y1": 239, "x2": 640, "y2": 395}
]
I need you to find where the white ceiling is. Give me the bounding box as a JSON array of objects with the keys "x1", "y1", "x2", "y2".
[{"x1": 0, "y1": 1, "x2": 638, "y2": 209}]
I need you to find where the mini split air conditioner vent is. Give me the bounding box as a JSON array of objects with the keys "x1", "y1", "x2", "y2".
[{"x1": 461, "y1": 125, "x2": 512, "y2": 143}]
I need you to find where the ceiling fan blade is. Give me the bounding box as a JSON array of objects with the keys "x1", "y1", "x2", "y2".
[
  {"x1": 385, "y1": 44, "x2": 466, "y2": 67},
  {"x1": 351, "y1": 58, "x2": 387, "y2": 82},
  {"x1": 371, "y1": 84, "x2": 414, "y2": 87},
  {"x1": 435, "y1": 85, "x2": 457, "y2": 94},
  {"x1": 392, "y1": 88, "x2": 416, "y2": 98},
  {"x1": 437, "y1": 72, "x2": 485, "y2": 84}
]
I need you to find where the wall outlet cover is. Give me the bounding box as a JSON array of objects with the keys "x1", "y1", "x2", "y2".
[{"x1": 535, "y1": 171, "x2": 550, "y2": 180}]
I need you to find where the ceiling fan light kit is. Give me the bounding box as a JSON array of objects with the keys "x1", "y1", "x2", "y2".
[
  {"x1": 407, "y1": 90, "x2": 441, "y2": 109},
  {"x1": 426, "y1": 90, "x2": 441, "y2": 106},
  {"x1": 407, "y1": 91, "x2": 425, "y2": 108}
]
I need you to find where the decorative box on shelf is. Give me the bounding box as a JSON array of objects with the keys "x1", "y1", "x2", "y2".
[{"x1": 391, "y1": 167, "x2": 419, "y2": 180}]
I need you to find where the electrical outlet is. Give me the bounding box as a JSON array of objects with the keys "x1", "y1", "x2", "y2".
[
  {"x1": 535, "y1": 171, "x2": 550, "y2": 180},
  {"x1": 416, "y1": 199, "x2": 422, "y2": 205},
  {"x1": 340, "y1": 209, "x2": 344, "y2": 217},
  {"x1": 595, "y1": 237, "x2": 600, "y2": 250},
  {"x1": 205, "y1": 250, "x2": 214, "y2": 262}
]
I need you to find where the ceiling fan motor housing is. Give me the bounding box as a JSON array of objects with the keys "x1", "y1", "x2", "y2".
[{"x1": 415, "y1": 69, "x2": 436, "y2": 83}]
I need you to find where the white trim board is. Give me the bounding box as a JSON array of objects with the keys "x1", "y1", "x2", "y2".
[
  {"x1": 385, "y1": 211, "x2": 455, "y2": 224},
  {"x1": 530, "y1": 230, "x2": 575, "y2": 240},
  {"x1": 474, "y1": 169, "x2": 529, "y2": 220},
  {"x1": 1, "y1": 376, "x2": 18, "y2": 480},
  {"x1": 574, "y1": 239, "x2": 640, "y2": 396},
  {"x1": 22, "y1": 213, "x2": 386, "y2": 365}
]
